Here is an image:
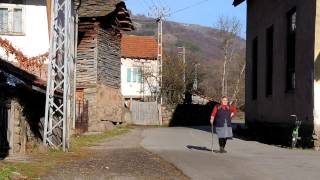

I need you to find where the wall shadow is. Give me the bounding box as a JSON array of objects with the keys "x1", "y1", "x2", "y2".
[
  {"x1": 169, "y1": 101, "x2": 219, "y2": 127},
  {"x1": 0, "y1": 95, "x2": 10, "y2": 159}
]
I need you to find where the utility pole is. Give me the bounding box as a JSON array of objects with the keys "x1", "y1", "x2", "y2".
[
  {"x1": 193, "y1": 63, "x2": 200, "y2": 91},
  {"x1": 157, "y1": 17, "x2": 163, "y2": 105},
  {"x1": 149, "y1": 5, "x2": 170, "y2": 105},
  {"x1": 178, "y1": 46, "x2": 186, "y2": 91}
]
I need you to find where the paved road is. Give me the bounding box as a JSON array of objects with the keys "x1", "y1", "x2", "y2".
[
  {"x1": 44, "y1": 128, "x2": 189, "y2": 180},
  {"x1": 141, "y1": 127, "x2": 320, "y2": 180}
]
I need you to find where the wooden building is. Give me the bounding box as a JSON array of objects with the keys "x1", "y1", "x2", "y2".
[{"x1": 76, "y1": 1, "x2": 134, "y2": 132}]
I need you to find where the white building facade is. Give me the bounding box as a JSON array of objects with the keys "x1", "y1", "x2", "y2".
[
  {"x1": 0, "y1": 0, "x2": 49, "y2": 60},
  {"x1": 121, "y1": 35, "x2": 159, "y2": 101}
]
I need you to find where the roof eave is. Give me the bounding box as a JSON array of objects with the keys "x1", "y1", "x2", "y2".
[
  {"x1": 233, "y1": 0, "x2": 245, "y2": 6},
  {"x1": 121, "y1": 56, "x2": 158, "y2": 60}
]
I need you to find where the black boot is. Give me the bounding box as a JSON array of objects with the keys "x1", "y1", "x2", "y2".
[
  {"x1": 219, "y1": 146, "x2": 225, "y2": 153},
  {"x1": 222, "y1": 139, "x2": 227, "y2": 153}
]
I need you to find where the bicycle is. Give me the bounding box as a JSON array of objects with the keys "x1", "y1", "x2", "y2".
[{"x1": 290, "y1": 115, "x2": 302, "y2": 149}]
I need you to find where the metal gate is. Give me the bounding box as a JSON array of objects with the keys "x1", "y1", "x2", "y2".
[
  {"x1": 131, "y1": 101, "x2": 159, "y2": 125},
  {"x1": 0, "y1": 103, "x2": 10, "y2": 158},
  {"x1": 75, "y1": 100, "x2": 89, "y2": 134}
]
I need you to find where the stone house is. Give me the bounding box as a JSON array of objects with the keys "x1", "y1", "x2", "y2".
[
  {"x1": 76, "y1": 1, "x2": 134, "y2": 132},
  {"x1": 121, "y1": 35, "x2": 159, "y2": 102},
  {"x1": 234, "y1": 0, "x2": 320, "y2": 146},
  {"x1": 0, "y1": 58, "x2": 51, "y2": 159}
]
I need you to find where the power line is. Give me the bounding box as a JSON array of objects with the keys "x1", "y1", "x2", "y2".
[{"x1": 169, "y1": 0, "x2": 210, "y2": 16}]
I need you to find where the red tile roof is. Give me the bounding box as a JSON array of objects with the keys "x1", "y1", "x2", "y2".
[{"x1": 121, "y1": 35, "x2": 158, "y2": 60}]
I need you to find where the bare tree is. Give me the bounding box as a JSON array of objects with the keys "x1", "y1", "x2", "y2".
[
  {"x1": 216, "y1": 16, "x2": 242, "y2": 97},
  {"x1": 230, "y1": 45, "x2": 246, "y2": 105},
  {"x1": 161, "y1": 52, "x2": 185, "y2": 105}
]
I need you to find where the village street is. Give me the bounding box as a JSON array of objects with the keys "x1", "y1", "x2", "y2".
[
  {"x1": 142, "y1": 127, "x2": 320, "y2": 180},
  {"x1": 42, "y1": 126, "x2": 320, "y2": 180}
]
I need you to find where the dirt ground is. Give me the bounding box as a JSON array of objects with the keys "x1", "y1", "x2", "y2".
[{"x1": 43, "y1": 128, "x2": 189, "y2": 180}]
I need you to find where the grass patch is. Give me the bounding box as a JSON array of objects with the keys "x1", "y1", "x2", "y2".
[
  {"x1": 0, "y1": 166, "x2": 16, "y2": 179},
  {"x1": 0, "y1": 126, "x2": 131, "y2": 179}
]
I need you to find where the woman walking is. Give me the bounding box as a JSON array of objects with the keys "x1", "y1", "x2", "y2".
[{"x1": 210, "y1": 96, "x2": 236, "y2": 153}]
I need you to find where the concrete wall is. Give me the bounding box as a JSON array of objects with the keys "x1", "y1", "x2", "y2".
[
  {"x1": 121, "y1": 57, "x2": 159, "y2": 99},
  {"x1": 246, "y1": 0, "x2": 316, "y2": 143},
  {"x1": 0, "y1": 0, "x2": 49, "y2": 59}
]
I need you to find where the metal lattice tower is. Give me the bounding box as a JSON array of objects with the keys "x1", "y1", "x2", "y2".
[{"x1": 44, "y1": 0, "x2": 75, "y2": 151}]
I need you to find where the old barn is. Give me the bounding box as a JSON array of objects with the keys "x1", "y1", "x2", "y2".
[{"x1": 76, "y1": 1, "x2": 134, "y2": 132}]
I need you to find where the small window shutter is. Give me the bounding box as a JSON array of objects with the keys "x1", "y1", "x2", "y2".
[
  {"x1": 138, "y1": 68, "x2": 142, "y2": 83},
  {"x1": 13, "y1": 8, "x2": 23, "y2": 33},
  {"x1": 0, "y1": 8, "x2": 9, "y2": 33},
  {"x1": 127, "y1": 68, "x2": 131, "y2": 82}
]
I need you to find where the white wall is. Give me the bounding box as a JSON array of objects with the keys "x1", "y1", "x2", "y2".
[
  {"x1": 0, "y1": 0, "x2": 49, "y2": 60},
  {"x1": 121, "y1": 57, "x2": 159, "y2": 99}
]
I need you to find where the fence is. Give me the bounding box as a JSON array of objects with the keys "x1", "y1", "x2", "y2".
[
  {"x1": 75, "y1": 100, "x2": 89, "y2": 134},
  {"x1": 131, "y1": 101, "x2": 159, "y2": 125}
]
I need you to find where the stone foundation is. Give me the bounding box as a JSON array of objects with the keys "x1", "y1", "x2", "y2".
[
  {"x1": 83, "y1": 84, "x2": 123, "y2": 132},
  {"x1": 8, "y1": 100, "x2": 43, "y2": 156}
]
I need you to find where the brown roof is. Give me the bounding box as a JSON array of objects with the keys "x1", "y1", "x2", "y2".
[
  {"x1": 76, "y1": 0, "x2": 121, "y2": 17},
  {"x1": 0, "y1": 59, "x2": 47, "y2": 89},
  {"x1": 121, "y1": 35, "x2": 158, "y2": 59}
]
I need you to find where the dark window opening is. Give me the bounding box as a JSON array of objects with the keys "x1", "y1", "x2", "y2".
[
  {"x1": 252, "y1": 37, "x2": 258, "y2": 100},
  {"x1": 266, "y1": 25, "x2": 274, "y2": 96},
  {"x1": 286, "y1": 8, "x2": 296, "y2": 92}
]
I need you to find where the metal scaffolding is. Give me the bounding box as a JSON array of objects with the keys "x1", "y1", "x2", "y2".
[{"x1": 44, "y1": 0, "x2": 75, "y2": 151}]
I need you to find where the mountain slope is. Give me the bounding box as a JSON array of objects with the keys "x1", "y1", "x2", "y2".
[{"x1": 126, "y1": 15, "x2": 245, "y2": 100}]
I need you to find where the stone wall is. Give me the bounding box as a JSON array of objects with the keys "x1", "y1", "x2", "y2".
[
  {"x1": 8, "y1": 100, "x2": 43, "y2": 155},
  {"x1": 85, "y1": 84, "x2": 122, "y2": 132},
  {"x1": 161, "y1": 105, "x2": 175, "y2": 126},
  {"x1": 96, "y1": 84, "x2": 122, "y2": 122}
]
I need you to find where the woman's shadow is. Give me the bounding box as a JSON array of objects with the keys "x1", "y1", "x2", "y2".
[{"x1": 186, "y1": 145, "x2": 220, "y2": 153}]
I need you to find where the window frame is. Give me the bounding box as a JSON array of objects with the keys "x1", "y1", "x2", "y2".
[
  {"x1": 0, "y1": 1, "x2": 25, "y2": 36},
  {"x1": 285, "y1": 7, "x2": 297, "y2": 93},
  {"x1": 252, "y1": 37, "x2": 258, "y2": 100},
  {"x1": 127, "y1": 67, "x2": 143, "y2": 84},
  {"x1": 265, "y1": 25, "x2": 274, "y2": 97}
]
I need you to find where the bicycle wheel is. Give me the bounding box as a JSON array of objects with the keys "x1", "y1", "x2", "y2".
[{"x1": 291, "y1": 137, "x2": 297, "y2": 149}]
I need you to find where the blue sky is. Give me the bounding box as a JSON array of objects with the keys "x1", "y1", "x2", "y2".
[{"x1": 124, "y1": 0, "x2": 247, "y2": 37}]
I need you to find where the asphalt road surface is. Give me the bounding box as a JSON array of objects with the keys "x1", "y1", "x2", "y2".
[{"x1": 142, "y1": 127, "x2": 320, "y2": 180}]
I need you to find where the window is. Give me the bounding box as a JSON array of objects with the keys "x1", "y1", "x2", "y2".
[
  {"x1": 2, "y1": 0, "x2": 24, "y2": 4},
  {"x1": 0, "y1": 2, "x2": 24, "y2": 35},
  {"x1": 127, "y1": 67, "x2": 142, "y2": 83},
  {"x1": 266, "y1": 25, "x2": 274, "y2": 96},
  {"x1": 252, "y1": 37, "x2": 258, "y2": 100},
  {"x1": 286, "y1": 8, "x2": 296, "y2": 92}
]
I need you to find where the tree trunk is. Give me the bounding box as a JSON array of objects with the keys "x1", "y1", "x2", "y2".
[{"x1": 231, "y1": 62, "x2": 246, "y2": 105}]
